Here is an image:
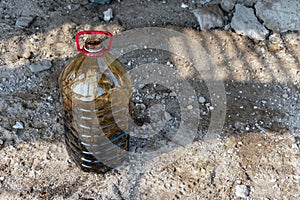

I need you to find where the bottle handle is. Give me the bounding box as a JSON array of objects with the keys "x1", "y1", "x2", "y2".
[{"x1": 75, "y1": 30, "x2": 113, "y2": 55}]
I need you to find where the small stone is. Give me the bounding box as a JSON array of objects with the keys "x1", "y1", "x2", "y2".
[
  {"x1": 165, "y1": 112, "x2": 172, "y2": 121},
  {"x1": 192, "y1": 4, "x2": 224, "y2": 30},
  {"x1": 235, "y1": 185, "x2": 250, "y2": 198},
  {"x1": 13, "y1": 121, "x2": 24, "y2": 129},
  {"x1": 231, "y1": 4, "x2": 269, "y2": 41},
  {"x1": 282, "y1": 94, "x2": 288, "y2": 98},
  {"x1": 181, "y1": 3, "x2": 189, "y2": 9},
  {"x1": 199, "y1": 96, "x2": 206, "y2": 104},
  {"x1": 224, "y1": 24, "x2": 231, "y2": 31},
  {"x1": 187, "y1": 105, "x2": 193, "y2": 110},
  {"x1": 227, "y1": 148, "x2": 234, "y2": 154},
  {"x1": 103, "y1": 8, "x2": 113, "y2": 22},
  {"x1": 220, "y1": 0, "x2": 236, "y2": 12},
  {"x1": 93, "y1": 16, "x2": 99, "y2": 21},
  {"x1": 29, "y1": 60, "x2": 52, "y2": 73},
  {"x1": 169, "y1": 92, "x2": 177, "y2": 97},
  {"x1": 0, "y1": 139, "x2": 3, "y2": 145},
  {"x1": 90, "y1": 0, "x2": 111, "y2": 4},
  {"x1": 136, "y1": 103, "x2": 146, "y2": 111},
  {"x1": 0, "y1": 177, "x2": 5, "y2": 182},
  {"x1": 67, "y1": 4, "x2": 80, "y2": 11},
  {"x1": 15, "y1": 16, "x2": 34, "y2": 28}
]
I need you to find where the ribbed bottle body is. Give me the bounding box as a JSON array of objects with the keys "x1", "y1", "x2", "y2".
[{"x1": 60, "y1": 52, "x2": 131, "y2": 173}]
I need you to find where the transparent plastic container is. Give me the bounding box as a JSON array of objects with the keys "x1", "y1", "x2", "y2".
[{"x1": 59, "y1": 31, "x2": 131, "y2": 173}]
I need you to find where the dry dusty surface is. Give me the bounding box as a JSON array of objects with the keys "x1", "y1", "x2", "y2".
[{"x1": 0, "y1": 0, "x2": 300, "y2": 199}]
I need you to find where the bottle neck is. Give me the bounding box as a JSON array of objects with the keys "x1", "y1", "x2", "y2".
[{"x1": 84, "y1": 38, "x2": 105, "y2": 53}]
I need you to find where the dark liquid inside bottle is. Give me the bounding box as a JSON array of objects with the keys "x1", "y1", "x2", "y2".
[{"x1": 60, "y1": 39, "x2": 131, "y2": 173}]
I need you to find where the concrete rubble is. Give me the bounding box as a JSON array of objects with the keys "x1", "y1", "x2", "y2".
[
  {"x1": 191, "y1": 0, "x2": 300, "y2": 39},
  {"x1": 192, "y1": 4, "x2": 225, "y2": 30},
  {"x1": 255, "y1": 0, "x2": 300, "y2": 32},
  {"x1": 220, "y1": 0, "x2": 257, "y2": 12},
  {"x1": 15, "y1": 16, "x2": 34, "y2": 28},
  {"x1": 231, "y1": 4, "x2": 269, "y2": 40},
  {"x1": 29, "y1": 60, "x2": 52, "y2": 73}
]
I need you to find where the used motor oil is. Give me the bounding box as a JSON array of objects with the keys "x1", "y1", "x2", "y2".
[{"x1": 59, "y1": 30, "x2": 131, "y2": 173}]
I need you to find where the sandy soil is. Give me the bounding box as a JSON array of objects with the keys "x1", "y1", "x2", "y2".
[{"x1": 0, "y1": 0, "x2": 299, "y2": 199}]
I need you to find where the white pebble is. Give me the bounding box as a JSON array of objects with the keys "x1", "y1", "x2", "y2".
[
  {"x1": 282, "y1": 94, "x2": 288, "y2": 98},
  {"x1": 187, "y1": 105, "x2": 193, "y2": 110},
  {"x1": 227, "y1": 148, "x2": 234, "y2": 154},
  {"x1": 181, "y1": 3, "x2": 189, "y2": 8},
  {"x1": 169, "y1": 92, "x2": 177, "y2": 97},
  {"x1": 13, "y1": 121, "x2": 24, "y2": 129},
  {"x1": 199, "y1": 96, "x2": 206, "y2": 104},
  {"x1": 103, "y1": 8, "x2": 113, "y2": 22},
  {"x1": 235, "y1": 185, "x2": 250, "y2": 198},
  {"x1": 165, "y1": 112, "x2": 172, "y2": 121}
]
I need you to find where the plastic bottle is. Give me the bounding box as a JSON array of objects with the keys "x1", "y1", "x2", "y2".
[{"x1": 59, "y1": 31, "x2": 131, "y2": 173}]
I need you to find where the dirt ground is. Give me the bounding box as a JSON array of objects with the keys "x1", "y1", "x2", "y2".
[{"x1": 0, "y1": 0, "x2": 300, "y2": 199}]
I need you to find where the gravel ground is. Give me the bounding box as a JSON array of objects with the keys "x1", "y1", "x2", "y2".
[{"x1": 0, "y1": 0, "x2": 299, "y2": 199}]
